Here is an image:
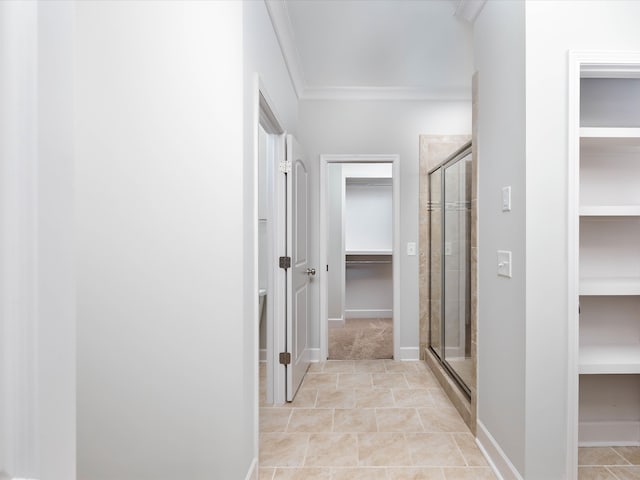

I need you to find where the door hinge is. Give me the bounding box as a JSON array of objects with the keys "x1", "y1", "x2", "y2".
[
  {"x1": 279, "y1": 256, "x2": 291, "y2": 269},
  {"x1": 279, "y1": 352, "x2": 291, "y2": 365},
  {"x1": 279, "y1": 160, "x2": 291, "y2": 174}
]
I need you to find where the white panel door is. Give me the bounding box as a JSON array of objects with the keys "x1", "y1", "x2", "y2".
[{"x1": 286, "y1": 135, "x2": 312, "y2": 401}]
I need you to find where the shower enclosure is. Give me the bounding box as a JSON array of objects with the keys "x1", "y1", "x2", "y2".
[{"x1": 429, "y1": 144, "x2": 472, "y2": 397}]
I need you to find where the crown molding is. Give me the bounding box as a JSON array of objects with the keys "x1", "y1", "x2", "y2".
[
  {"x1": 453, "y1": 0, "x2": 487, "y2": 23},
  {"x1": 264, "y1": 0, "x2": 305, "y2": 98},
  {"x1": 302, "y1": 86, "x2": 471, "y2": 102}
]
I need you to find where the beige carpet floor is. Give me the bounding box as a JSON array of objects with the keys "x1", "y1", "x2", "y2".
[{"x1": 328, "y1": 318, "x2": 393, "y2": 360}]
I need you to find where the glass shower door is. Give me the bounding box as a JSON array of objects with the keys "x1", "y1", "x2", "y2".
[{"x1": 442, "y1": 153, "x2": 472, "y2": 393}]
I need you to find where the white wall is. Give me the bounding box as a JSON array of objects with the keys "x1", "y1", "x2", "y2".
[
  {"x1": 37, "y1": 2, "x2": 76, "y2": 479},
  {"x1": 345, "y1": 180, "x2": 393, "y2": 317},
  {"x1": 0, "y1": 2, "x2": 39, "y2": 476},
  {"x1": 300, "y1": 99, "x2": 471, "y2": 351},
  {"x1": 345, "y1": 183, "x2": 392, "y2": 253},
  {"x1": 0, "y1": 2, "x2": 76, "y2": 479},
  {"x1": 75, "y1": 3, "x2": 248, "y2": 479},
  {"x1": 473, "y1": 1, "x2": 526, "y2": 476},
  {"x1": 345, "y1": 263, "x2": 393, "y2": 315},
  {"x1": 524, "y1": 2, "x2": 640, "y2": 478}
]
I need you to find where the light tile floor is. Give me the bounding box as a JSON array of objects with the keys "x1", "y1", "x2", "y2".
[
  {"x1": 578, "y1": 447, "x2": 640, "y2": 480},
  {"x1": 259, "y1": 360, "x2": 496, "y2": 480}
]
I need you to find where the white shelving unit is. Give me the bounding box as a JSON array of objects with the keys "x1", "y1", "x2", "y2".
[{"x1": 577, "y1": 71, "x2": 640, "y2": 447}]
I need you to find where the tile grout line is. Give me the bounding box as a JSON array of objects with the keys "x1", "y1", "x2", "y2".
[
  {"x1": 605, "y1": 465, "x2": 624, "y2": 480},
  {"x1": 299, "y1": 432, "x2": 311, "y2": 469},
  {"x1": 451, "y1": 432, "x2": 470, "y2": 467},
  {"x1": 610, "y1": 446, "x2": 633, "y2": 466},
  {"x1": 415, "y1": 406, "x2": 427, "y2": 432}
]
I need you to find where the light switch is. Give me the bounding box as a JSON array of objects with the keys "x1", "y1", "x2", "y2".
[
  {"x1": 497, "y1": 250, "x2": 512, "y2": 278},
  {"x1": 407, "y1": 242, "x2": 416, "y2": 256},
  {"x1": 502, "y1": 186, "x2": 511, "y2": 212}
]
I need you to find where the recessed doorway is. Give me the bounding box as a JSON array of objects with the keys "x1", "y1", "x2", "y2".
[{"x1": 320, "y1": 155, "x2": 401, "y2": 361}]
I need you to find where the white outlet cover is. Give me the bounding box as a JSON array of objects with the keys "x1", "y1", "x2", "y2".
[
  {"x1": 407, "y1": 242, "x2": 416, "y2": 256},
  {"x1": 497, "y1": 250, "x2": 512, "y2": 278}
]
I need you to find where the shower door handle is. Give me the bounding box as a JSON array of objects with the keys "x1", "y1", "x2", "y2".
[{"x1": 305, "y1": 268, "x2": 316, "y2": 276}]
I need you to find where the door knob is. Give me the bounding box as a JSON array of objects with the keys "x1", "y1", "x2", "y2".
[{"x1": 305, "y1": 268, "x2": 316, "y2": 276}]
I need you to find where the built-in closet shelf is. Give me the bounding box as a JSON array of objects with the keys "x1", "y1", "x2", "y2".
[
  {"x1": 345, "y1": 250, "x2": 392, "y2": 255},
  {"x1": 580, "y1": 277, "x2": 640, "y2": 296},
  {"x1": 579, "y1": 345, "x2": 640, "y2": 374},
  {"x1": 580, "y1": 127, "x2": 640, "y2": 138},
  {"x1": 580, "y1": 205, "x2": 640, "y2": 216}
]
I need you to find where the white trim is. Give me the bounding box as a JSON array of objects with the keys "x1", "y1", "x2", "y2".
[
  {"x1": 302, "y1": 86, "x2": 471, "y2": 102},
  {"x1": 567, "y1": 50, "x2": 640, "y2": 480},
  {"x1": 344, "y1": 309, "x2": 393, "y2": 319},
  {"x1": 307, "y1": 348, "x2": 321, "y2": 363},
  {"x1": 398, "y1": 347, "x2": 420, "y2": 361},
  {"x1": 476, "y1": 421, "x2": 524, "y2": 480},
  {"x1": 263, "y1": 0, "x2": 305, "y2": 98},
  {"x1": 319, "y1": 154, "x2": 401, "y2": 362},
  {"x1": 328, "y1": 317, "x2": 345, "y2": 328},
  {"x1": 567, "y1": 50, "x2": 581, "y2": 480},
  {"x1": 244, "y1": 458, "x2": 258, "y2": 480}
]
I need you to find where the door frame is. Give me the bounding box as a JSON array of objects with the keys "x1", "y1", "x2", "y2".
[
  {"x1": 319, "y1": 154, "x2": 401, "y2": 361},
  {"x1": 254, "y1": 75, "x2": 288, "y2": 415}
]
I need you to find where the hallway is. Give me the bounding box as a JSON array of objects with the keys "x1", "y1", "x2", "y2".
[{"x1": 259, "y1": 360, "x2": 495, "y2": 480}]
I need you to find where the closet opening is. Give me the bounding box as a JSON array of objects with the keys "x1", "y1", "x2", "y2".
[{"x1": 319, "y1": 155, "x2": 401, "y2": 361}]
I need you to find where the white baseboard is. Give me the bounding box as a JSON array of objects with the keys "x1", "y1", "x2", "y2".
[
  {"x1": 259, "y1": 349, "x2": 267, "y2": 362},
  {"x1": 307, "y1": 348, "x2": 321, "y2": 363},
  {"x1": 328, "y1": 317, "x2": 345, "y2": 327},
  {"x1": 344, "y1": 309, "x2": 392, "y2": 319},
  {"x1": 579, "y1": 421, "x2": 640, "y2": 446},
  {"x1": 244, "y1": 457, "x2": 258, "y2": 480},
  {"x1": 398, "y1": 347, "x2": 419, "y2": 361},
  {"x1": 476, "y1": 420, "x2": 524, "y2": 480}
]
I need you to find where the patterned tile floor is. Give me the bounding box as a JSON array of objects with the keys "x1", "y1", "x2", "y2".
[
  {"x1": 259, "y1": 360, "x2": 496, "y2": 480},
  {"x1": 578, "y1": 447, "x2": 640, "y2": 480}
]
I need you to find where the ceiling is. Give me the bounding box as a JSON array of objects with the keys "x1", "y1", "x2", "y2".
[{"x1": 267, "y1": 0, "x2": 478, "y2": 101}]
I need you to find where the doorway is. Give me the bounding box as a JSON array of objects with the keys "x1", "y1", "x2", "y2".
[
  {"x1": 257, "y1": 91, "x2": 286, "y2": 406},
  {"x1": 257, "y1": 86, "x2": 312, "y2": 406},
  {"x1": 320, "y1": 155, "x2": 401, "y2": 361}
]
